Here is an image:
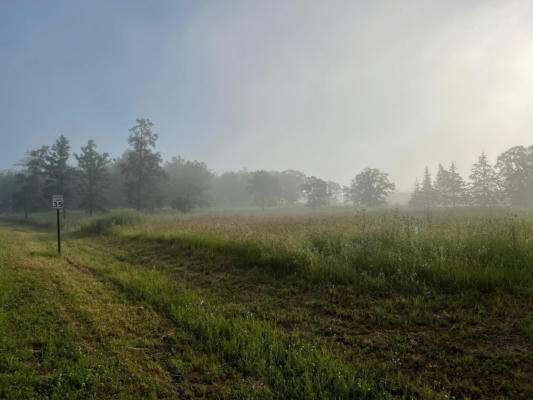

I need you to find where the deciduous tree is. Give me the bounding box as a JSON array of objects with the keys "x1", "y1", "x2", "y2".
[
  {"x1": 496, "y1": 146, "x2": 533, "y2": 207},
  {"x1": 301, "y1": 176, "x2": 329, "y2": 208},
  {"x1": 347, "y1": 168, "x2": 395, "y2": 207},
  {"x1": 248, "y1": 170, "x2": 281, "y2": 208},
  {"x1": 165, "y1": 156, "x2": 213, "y2": 213}
]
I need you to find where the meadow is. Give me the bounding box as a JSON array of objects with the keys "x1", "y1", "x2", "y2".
[{"x1": 0, "y1": 207, "x2": 532, "y2": 398}]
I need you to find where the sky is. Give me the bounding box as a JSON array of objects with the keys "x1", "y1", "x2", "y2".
[{"x1": 2, "y1": 0, "x2": 533, "y2": 190}]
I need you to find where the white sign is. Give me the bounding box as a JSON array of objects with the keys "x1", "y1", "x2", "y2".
[{"x1": 52, "y1": 195, "x2": 64, "y2": 209}]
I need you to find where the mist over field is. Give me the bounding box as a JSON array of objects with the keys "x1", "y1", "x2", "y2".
[
  {"x1": 2, "y1": 1, "x2": 533, "y2": 192},
  {"x1": 1, "y1": 2, "x2": 533, "y2": 399}
]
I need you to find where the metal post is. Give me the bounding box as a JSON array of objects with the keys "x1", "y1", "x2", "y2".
[{"x1": 57, "y1": 208, "x2": 61, "y2": 255}]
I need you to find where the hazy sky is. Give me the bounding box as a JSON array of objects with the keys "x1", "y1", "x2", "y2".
[{"x1": 2, "y1": 0, "x2": 533, "y2": 190}]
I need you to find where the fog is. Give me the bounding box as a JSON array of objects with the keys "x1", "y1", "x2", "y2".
[{"x1": 2, "y1": 1, "x2": 533, "y2": 191}]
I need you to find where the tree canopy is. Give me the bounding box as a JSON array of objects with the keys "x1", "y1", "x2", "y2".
[
  {"x1": 121, "y1": 118, "x2": 166, "y2": 210},
  {"x1": 347, "y1": 168, "x2": 395, "y2": 207}
]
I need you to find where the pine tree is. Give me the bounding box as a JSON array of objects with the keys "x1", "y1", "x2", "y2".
[
  {"x1": 469, "y1": 152, "x2": 500, "y2": 207},
  {"x1": 420, "y1": 167, "x2": 435, "y2": 209},
  {"x1": 408, "y1": 179, "x2": 425, "y2": 209},
  {"x1": 433, "y1": 164, "x2": 450, "y2": 206},
  {"x1": 74, "y1": 140, "x2": 110, "y2": 216},
  {"x1": 44, "y1": 135, "x2": 74, "y2": 217},
  {"x1": 13, "y1": 146, "x2": 49, "y2": 218},
  {"x1": 121, "y1": 118, "x2": 166, "y2": 210},
  {"x1": 445, "y1": 163, "x2": 467, "y2": 207}
]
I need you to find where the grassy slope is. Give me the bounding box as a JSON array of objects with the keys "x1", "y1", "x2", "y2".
[{"x1": 1, "y1": 209, "x2": 532, "y2": 398}]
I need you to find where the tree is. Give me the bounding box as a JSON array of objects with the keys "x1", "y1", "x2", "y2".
[
  {"x1": 496, "y1": 145, "x2": 533, "y2": 207},
  {"x1": 248, "y1": 170, "x2": 281, "y2": 208},
  {"x1": 445, "y1": 163, "x2": 467, "y2": 207},
  {"x1": 408, "y1": 179, "x2": 425, "y2": 209},
  {"x1": 0, "y1": 171, "x2": 17, "y2": 213},
  {"x1": 121, "y1": 118, "x2": 166, "y2": 210},
  {"x1": 469, "y1": 152, "x2": 500, "y2": 207},
  {"x1": 44, "y1": 135, "x2": 74, "y2": 217},
  {"x1": 209, "y1": 170, "x2": 253, "y2": 208},
  {"x1": 327, "y1": 180, "x2": 343, "y2": 204},
  {"x1": 13, "y1": 146, "x2": 49, "y2": 218},
  {"x1": 419, "y1": 167, "x2": 436, "y2": 209},
  {"x1": 342, "y1": 185, "x2": 352, "y2": 204},
  {"x1": 347, "y1": 168, "x2": 395, "y2": 207},
  {"x1": 164, "y1": 156, "x2": 213, "y2": 213},
  {"x1": 301, "y1": 176, "x2": 329, "y2": 208},
  {"x1": 433, "y1": 164, "x2": 450, "y2": 206},
  {"x1": 74, "y1": 140, "x2": 110, "y2": 216},
  {"x1": 105, "y1": 157, "x2": 128, "y2": 209},
  {"x1": 277, "y1": 170, "x2": 306, "y2": 204}
]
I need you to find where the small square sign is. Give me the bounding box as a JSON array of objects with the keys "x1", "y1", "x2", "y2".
[{"x1": 52, "y1": 195, "x2": 64, "y2": 209}]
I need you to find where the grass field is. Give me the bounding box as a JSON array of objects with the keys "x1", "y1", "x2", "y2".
[{"x1": 0, "y1": 208, "x2": 532, "y2": 399}]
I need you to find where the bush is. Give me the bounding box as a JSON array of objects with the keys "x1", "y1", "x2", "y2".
[
  {"x1": 170, "y1": 196, "x2": 195, "y2": 213},
  {"x1": 80, "y1": 210, "x2": 144, "y2": 234}
]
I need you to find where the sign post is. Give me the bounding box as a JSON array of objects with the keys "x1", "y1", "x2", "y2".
[{"x1": 52, "y1": 195, "x2": 64, "y2": 254}]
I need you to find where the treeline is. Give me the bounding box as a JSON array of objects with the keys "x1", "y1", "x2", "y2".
[
  {"x1": 0, "y1": 118, "x2": 397, "y2": 216},
  {"x1": 409, "y1": 147, "x2": 533, "y2": 208},
  {"x1": 2, "y1": 118, "x2": 532, "y2": 216}
]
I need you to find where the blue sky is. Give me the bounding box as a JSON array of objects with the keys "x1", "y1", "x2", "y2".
[{"x1": 2, "y1": 1, "x2": 533, "y2": 190}]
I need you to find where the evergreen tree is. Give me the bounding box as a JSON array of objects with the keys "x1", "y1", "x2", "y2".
[
  {"x1": 121, "y1": 118, "x2": 166, "y2": 210},
  {"x1": 408, "y1": 179, "x2": 425, "y2": 209},
  {"x1": 433, "y1": 164, "x2": 449, "y2": 206},
  {"x1": 0, "y1": 171, "x2": 17, "y2": 213},
  {"x1": 74, "y1": 140, "x2": 111, "y2": 216},
  {"x1": 445, "y1": 163, "x2": 467, "y2": 207},
  {"x1": 469, "y1": 152, "x2": 500, "y2": 207},
  {"x1": 44, "y1": 135, "x2": 74, "y2": 217},
  {"x1": 13, "y1": 146, "x2": 49, "y2": 218},
  {"x1": 420, "y1": 167, "x2": 435, "y2": 208}
]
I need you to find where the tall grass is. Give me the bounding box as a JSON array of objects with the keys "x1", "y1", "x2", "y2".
[
  {"x1": 79, "y1": 210, "x2": 144, "y2": 234},
  {"x1": 89, "y1": 208, "x2": 533, "y2": 295}
]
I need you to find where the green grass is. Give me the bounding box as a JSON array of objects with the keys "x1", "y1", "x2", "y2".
[
  {"x1": 1, "y1": 208, "x2": 532, "y2": 398},
  {"x1": 0, "y1": 229, "x2": 134, "y2": 399},
  {"x1": 100, "y1": 208, "x2": 533, "y2": 295}
]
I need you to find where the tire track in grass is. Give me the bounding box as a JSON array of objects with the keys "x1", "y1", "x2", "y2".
[
  {"x1": 0, "y1": 227, "x2": 139, "y2": 399},
  {"x1": 64, "y1": 236, "x2": 431, "y2": 399},
  {"x1": 3, "y1": 226, "x2": 265, "y2": 399}
]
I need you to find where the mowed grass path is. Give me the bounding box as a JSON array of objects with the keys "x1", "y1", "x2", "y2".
[
  {"x1": 1, "y1": 218, "x2": 532, "y2": 398},
  {"x1": 0, "y1": 225, "x2": 263, "y2": 399}
]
